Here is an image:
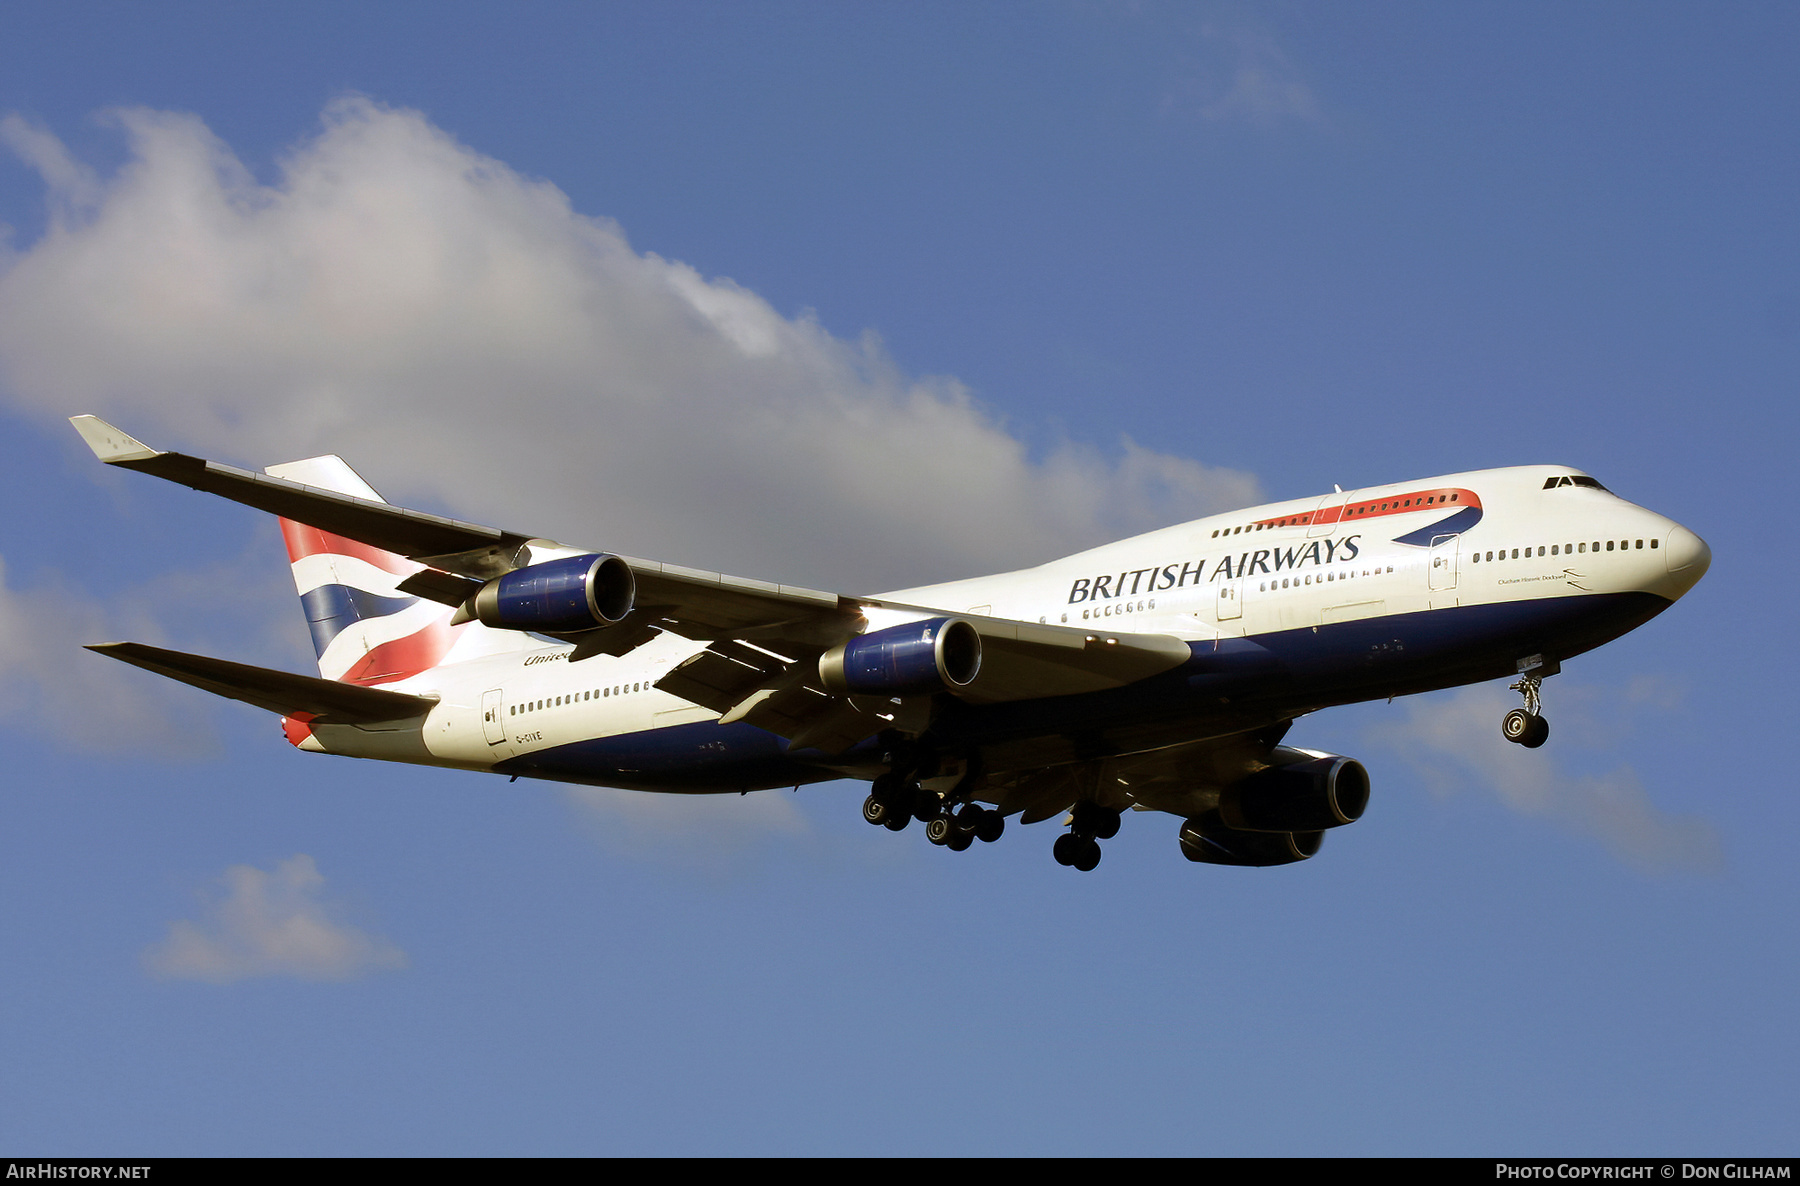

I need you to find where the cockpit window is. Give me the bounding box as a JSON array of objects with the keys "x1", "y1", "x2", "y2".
[{"x1": 1543, "y1": 475, "x2": 1610, "y2": 492}]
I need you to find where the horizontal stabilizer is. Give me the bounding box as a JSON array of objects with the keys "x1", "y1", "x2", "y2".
[{"x1": 86, "y1": 642, "x2": 436, "y2": 723}]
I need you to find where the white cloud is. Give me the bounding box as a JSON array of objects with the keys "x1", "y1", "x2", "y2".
[
  {"x1": 0, "y1": 543, "x2": 303, "y2": 753},
  {"x1": 144, "y1": 854, "x2": 406, "y2": 983},
  {"x1": 1156, "y1": 23, "x2": 1325, "y2": 130},
  {"x1": 0, "y1": 554, "x2": 211, "y2": 754},
  {"x1": 1368, "y1": 683, "x2": 1724, "y2": 874},
  {"x1": 0, "y1": 99, "x2": 1258, "y2": 595},
  {"x1": 1197, "y1": 29, "x2": 1323, "y2": 127}
]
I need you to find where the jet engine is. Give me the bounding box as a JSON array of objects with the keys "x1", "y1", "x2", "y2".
[
  {"x1": 464, "y1": 553, "x2": 635, "y2": 633},
  {"x1": 819, "y1": 617, "x2": 982, "y2": 696},
  {"x1": 1216, "y1": 750, "x2": 1369, "y2": 833},
  {"x1": 1176, "y1": 749, "x2": 1368, "y2": 867},
  {"x1": 1179, "y1": 818, "x2": 1324, "y2": 867}
]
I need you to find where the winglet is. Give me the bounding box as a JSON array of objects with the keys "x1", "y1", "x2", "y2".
[{"x1": 69, "y1": 415, "x2": 161, "y2": 464}]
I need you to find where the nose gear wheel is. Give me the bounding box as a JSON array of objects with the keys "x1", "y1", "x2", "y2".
[{"x1": 1502, "y1": 672, "x2": 1551, "y2": 748}]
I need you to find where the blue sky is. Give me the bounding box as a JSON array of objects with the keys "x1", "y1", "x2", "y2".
[{"x1": 1, "y1": 2, "x2": 1794, "y2": 1155}]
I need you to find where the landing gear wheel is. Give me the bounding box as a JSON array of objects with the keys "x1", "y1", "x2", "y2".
[
  {"x1": 1053, "y1": 832, "x2": 1102, "y2": 871},
  {"x1": 884, "y1": 812, "x2": 911, "y2": 832},
  {"x1": 1520, "y1": 714, "x2": 1549, "y2": 748},
  {"x1": 1504, "y1": 668, "x2": 1556, "y2": 747},
  {"x1": 1502, "y1": 708, "x2": 1533, "y2": 744},
  {"x1": 1503, "y1": 708, "x2": 1550, "y2": 747},
  {"x1": 925, "y1": 815, "x2": 954, "y2": 845},
  {"x1": 974, "y1": 811, "x2": 1004, "y2": 844},
  {"x1": 946, "y1": 830, "x2": 974, "y2": 852},
  {"x1": 861, "y1": 794, "x2": 891, "y2": 826}
]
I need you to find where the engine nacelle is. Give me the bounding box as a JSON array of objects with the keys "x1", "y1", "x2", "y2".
[
  {"x1": 468, "y1": 553, "x2": 635, "y2": 633},
  {"x1": 1179, "y1": 818, "x2": 1323, "y2": 867},
  {"x1": 819, "y1": 617, "x2": 982, "y2": 696},
  {"x1": 1216, "y1": 750, "x2": 1369, "y2": 833}
]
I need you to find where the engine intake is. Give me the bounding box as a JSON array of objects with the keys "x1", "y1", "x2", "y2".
[
  {"x1": 468, "y1": 553, "x2": 635, "y2": 633},
  {"x1": 819, "y1": 617, "x2": 982, "y2": 696}
]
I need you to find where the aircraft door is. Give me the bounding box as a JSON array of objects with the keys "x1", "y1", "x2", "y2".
[
  {"x1": 1217, "y1": 579, "x2": 1243, "y2": 622},
  {"x1": 1308, "y1": 491, "x2": 1349, "y2": 537},
  {"x1": 1429, "y1": 534, "x2": 1460, "y2": 591},
  {"x1": 481, "y1": 688, "x2": 507, "y2": 745}
]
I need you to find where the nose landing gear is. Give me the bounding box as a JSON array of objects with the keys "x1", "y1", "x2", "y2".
[{"x1": 1502, "y1": 662, "x2": 1554, "y2": 748}]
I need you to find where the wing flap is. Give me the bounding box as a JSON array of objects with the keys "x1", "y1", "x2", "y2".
[
  {"x1": 654, "y1": 640, "x2": 793, "y2": 715},
  {"x1": 732, "y1": 679, "x2": 889, "y2": 754},
  {"x1": 87, "y1": 642, "x2": 435, "y2": 723}
]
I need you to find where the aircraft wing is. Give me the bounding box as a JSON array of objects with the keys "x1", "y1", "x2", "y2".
[
  {"x1": 70, "y1": 415, "x2": 858, "y2": 636},
  {"x1": 71, "y1": 416, "x2": 535, "y2": 580},
  {"x1": 87, "y1": 642, "x2": 435, "y2": 723},
  {"x1": 72, "y1": 416, "x2": 1195, "y2": 750}
]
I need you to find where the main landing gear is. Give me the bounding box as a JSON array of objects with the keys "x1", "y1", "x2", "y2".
[
  {"x1": 1502, "y1": 671, "x2": 1551, "y2": 749},
  {"x1": 860, "y1": 755, "x2": 1121, "y2": 870},
  {"x1": 1052, "y1": 802, "x2": 1121, "y2": 872},
  {"x1": 861, "y1": 771, "x2": 1004, "y2": 851}
]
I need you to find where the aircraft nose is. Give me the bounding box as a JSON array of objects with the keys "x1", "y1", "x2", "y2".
[{"x1": 1663, "y1": 523, "x2": 1711, "y2": 580}]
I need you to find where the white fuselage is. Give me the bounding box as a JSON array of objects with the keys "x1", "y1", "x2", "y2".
[{"x1": 300, "y1": 465, "x2": 1708, "y2": 781}]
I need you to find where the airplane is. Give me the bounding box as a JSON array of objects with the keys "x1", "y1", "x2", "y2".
[{"x1": 69, "y1": 415, "x2": 1711, "y2": 871}]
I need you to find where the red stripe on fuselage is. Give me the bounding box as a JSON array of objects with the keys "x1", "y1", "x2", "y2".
[{"x1": 1253, "y1": 487, "x2": 1481, "y2": 530}]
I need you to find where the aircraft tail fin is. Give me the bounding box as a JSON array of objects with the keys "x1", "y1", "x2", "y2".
[{"x1": 264, "y1": 455, "x2": 462, "y2": 686}]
